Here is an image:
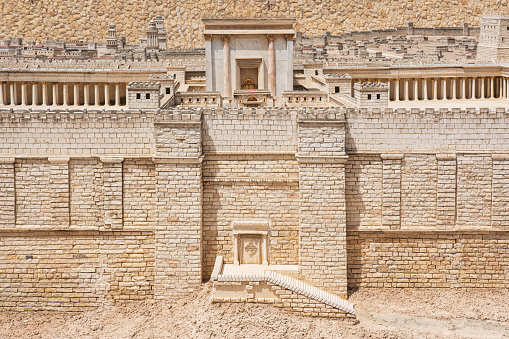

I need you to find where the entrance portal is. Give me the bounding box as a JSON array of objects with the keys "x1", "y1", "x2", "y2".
[{"x1": 232, "y1": 220, "x2": 269, "y2": 265}]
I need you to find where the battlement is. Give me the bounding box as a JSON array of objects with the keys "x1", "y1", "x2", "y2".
[
  {"x1": 353, "y1": 82, "x2": 389, "y2": 90},
  {"x1": 351, "y1": 107, "x2": 509, "y2": 117},
  {"x1": 128, "y1": 81, "x2": 161, "y2": 90}
]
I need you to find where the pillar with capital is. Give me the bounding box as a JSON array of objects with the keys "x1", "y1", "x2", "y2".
[
  {"x1": 84, "y1": 83, "x2": 90, "y2": 106},
  {"x1": 286, "y1": 34, "x2": 294, "y2": 92},
  {"x1": 473, "y1": 77, "x2": 477, "y2": 99},
  {"x1": 223, "y1": 34, "x2": 231, "y2": 98},
  {"x1": 395, "y1": 79, "x2": 400, "y2": 101},
  {"x1": 423, "y1": 78, "x2": 428, "y2": 100},
  {"x1": 433, "y1": 78, "x2": 438, "y2": 100},
  {"x1": 115, "y1": 82, "x2": 120, "y2": 106},
  {"x1": 42, "y1": 82, "x2": 48, "y2": 106},
  {"x1": 204, "y1": 34, "x2": 213, "y2": 91},
  {"x1": 10, "y1": 82, "x2": 16, "y2": 105},
  {"x1": 462, "y1": 78, "x2": 466, "y2": 99},
  {"x1": 452, "y1": 78, "x2": 457, "y2": 100},
  {"x1": 481, "y1": 77, "x2": 485, "y2": 99},
  {"x1": 94, "y1": 83, "x2": 100, "y2": 106},
  {"x1": 21, "y1": 82, "x2": 27, "y2": 106},
  {"x1": 73, "y1": 83, "x2": 79, "y2": 106},
  {"x1": 267, "y1": 34, "x2": 276, "y2": 97},
  {"x1": 490, "y1": 77, "x2": 495, "y2": 99},
  {"x1": 32, "y1": 83, "x2": 38, "y2": 105},
  {"x1": 105, "y1": 83, "x2": 110, "y2": 106},
  {"x1": 63, "y1": 83, "x2": 68, "y2": 106},
  {"x1": 52, "y1": 83, "x2": 58, "y2": 105},
  {"x1": 404, "y1": 79, "x2": 409, "y2": 101},
  {"x1": 442, "y1": 78, "x2": 447, "y2": 100},
  {"x1": 413, "y1": 78, "x2": 419, "y2": 100},
  {"x1": 0, "y1": 82, "x2": 4, "y2": 106}
]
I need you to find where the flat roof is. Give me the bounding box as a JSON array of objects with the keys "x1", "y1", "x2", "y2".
[{"x1": 203, "y1": 18, "x2": 295, "y2": 35}]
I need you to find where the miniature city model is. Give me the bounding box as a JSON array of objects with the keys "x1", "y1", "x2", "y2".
[{"x1": 1, "y1": 15, "x2": 509, "y2": 318}]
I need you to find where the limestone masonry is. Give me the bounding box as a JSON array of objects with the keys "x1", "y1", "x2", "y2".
[
  {"x1": 0, "y1": 1, "x2": 506, "y2": 48},
  {"x1": 2, "y1": 15, "x2": 509, "y2": 318}
]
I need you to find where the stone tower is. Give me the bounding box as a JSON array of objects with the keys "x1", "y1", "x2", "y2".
[
  {"x1": 106, "y1": 23, "x2": 118, "y2": 51},
  {"x1": 477, "y1": 15, "x2": 509, "y2": 63}
]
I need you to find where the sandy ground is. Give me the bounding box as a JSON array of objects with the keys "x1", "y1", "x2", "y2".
[{"x1": 1, "y1": 284, "x2": 508, "y2": 339}]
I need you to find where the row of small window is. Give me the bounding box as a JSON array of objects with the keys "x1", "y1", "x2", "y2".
[
  {"x1": 136, "y1": 93, "x2": 151, "y2": 100},
  {"x1": 180, "y1": 97, "x2": 217, "y2": 103},
  {"x1": 286, "y1": 96, "x2": 323, "y2": 102},
  {"x1": 367, "y1": 94, "x2": 381, "y2": 100}
]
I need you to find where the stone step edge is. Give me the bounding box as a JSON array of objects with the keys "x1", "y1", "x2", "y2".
[{"x1": 215, "y1": 271, "x2": 356, "y2": 315}]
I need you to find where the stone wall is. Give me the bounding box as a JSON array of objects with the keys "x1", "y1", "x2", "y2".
[
  {"x1": 2, "y1": 107, "x2": 509, "y2": 310},
  {"x1": 0, "y1": 1, "x2": 504, "y2": 48},
  {"x1": 348, "y1": 231, "x2": 509, "y2": 289}
]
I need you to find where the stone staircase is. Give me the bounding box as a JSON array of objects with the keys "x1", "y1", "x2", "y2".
[{"x1": 211, "y1": 256, "x2": 356, "y2": 318}]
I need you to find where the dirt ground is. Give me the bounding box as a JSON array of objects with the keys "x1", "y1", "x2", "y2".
[{"x1": 1, "y1": 283, "x2": 508, "y2": 339}]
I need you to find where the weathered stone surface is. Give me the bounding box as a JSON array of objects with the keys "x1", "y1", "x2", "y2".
[{"x1": 0, "y1": 1, "x2": 505, "y2": 48}]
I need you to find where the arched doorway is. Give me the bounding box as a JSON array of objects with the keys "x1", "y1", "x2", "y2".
[{"x1": 245, "y1": 96, "x2": 259, "y2": 107}]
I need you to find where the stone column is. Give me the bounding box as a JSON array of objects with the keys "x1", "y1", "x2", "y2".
[
  {"x1": 481, "y1": 77, "x2": 485, "y2": 99},
  {"x1": 63, "y1": 83, "x2": 68, "y2": 106},
  {"x1": 74, "y1": 83, "x2": 79, "y2": 106},
  {"x1": 503, "y1": 78, "x2": 507, "y2": 99},
  {"x1": 442, "y1": 78, "x2": 447, "y2": 100},
  {"x1": 94, "y1": 83, "x2": 100, "y2": 106},
  {"x1": 104, "y1": 83, "x2": 110, "y2": 106},
  {"x1": 32, "y1": 83, "x2": 38, "y2": 105},
  {"x1": 223, "y1": 34, "x2": 231, "y2": 98},
  {"x1": 423, "y1": 78, "x2": 428, "y2": 100},
  {"x1": 10, "y1": 82, "x2": 16, "y2": 105},
  {"x1": 462, "y1": 77, "x2": 466, "y2": 99},
  {"x1": 404, "y1": 78, "x2": 409, "y2": 101},
  {"x1": 21, "y1": 82, "x2": 27, "y2": 106},
  {"x1": 115, "y1": 82, "x2": 120, "y2": 106},
  {"x1": 452, "y1": 77, "x2": 457, "y2": 100},
  {"x1": 382, "y1": 154, "x2": 403, "y2": 229},
  {"x1": 286, "y1": 34, "x2": 294, "y2": 92},
  {"x1": 49, "y1": 157, "x2": 70, "y2": 228},
  {"x1": 473, "y1": 77, "x2": 477, "y2": 99},
  {"x1": 490, "y1": 77, "x2": 495, "y2": 99},
  {"x1": 268, "y1": 34, "x2": 276, "y2": 97},
  {"x1": 52, "y1": 83, "x2": 58, "y2": 105},
  {"x1": 42, "y1": 82, "x2": 48, "y2": 106},
  {"x1": 0, "y1": 82, "x2": 4, "y2": 105},
  {"x1": 204, "y1": 34, "x2": 213, "y2": 91},
  {"x1": 297, "y1": 112, "x2": 348, "y2": 298},
  {"x1": 433, "y1": 78, "x2": 438, "y2": 100},
  {"x1": 413, "y1": 78, "x2": 419, "y2": 100},
  {"x1": 84, "y1": 83, "x2": 90, "y2": 106},
  {"x1": 395, "y1": 78, "x2": 400, "y2": 101}
]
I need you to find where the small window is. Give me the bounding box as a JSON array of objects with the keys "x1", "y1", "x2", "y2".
[
  {"x1": 146, "y1": 93, "x2": 150, "y2": 99},
  {"x1": 315, "y1": 70, "x2": 319, "y2": 75},
  {"x1": 335, "y1": 86, "x2": 340, "y2": 93},
  {"x1": 377, "y1": 94, "x2": 381, "y2": 99},
  {"x1": 166, "y1": 87, "x2": 171, "y2": 94},
  {"x1": 367, "y1": 94, "x2": 372, "y2": 100},
  {"x1": 136, "y1": 93, "x2": 141, "y2": 100}
]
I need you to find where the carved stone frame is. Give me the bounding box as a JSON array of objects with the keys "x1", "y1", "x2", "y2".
[{"x1": 232, "y1": 220, "x2": 270, "y2": 265}]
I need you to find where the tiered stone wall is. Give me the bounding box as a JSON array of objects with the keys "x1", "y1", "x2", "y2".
[
  {"x1": 0, "y1": 1, "x2": 505, "y2": 48},
  {"x1": 2, "y1": 107, "x2": 509, "y2": 310}
]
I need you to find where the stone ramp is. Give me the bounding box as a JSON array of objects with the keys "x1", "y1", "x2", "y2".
[{"x1": 211, "y1": 259, "x2": 356, "y2": 318}]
